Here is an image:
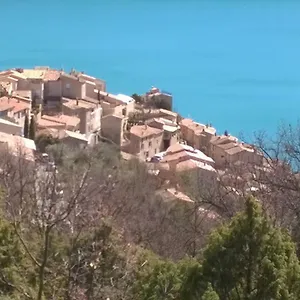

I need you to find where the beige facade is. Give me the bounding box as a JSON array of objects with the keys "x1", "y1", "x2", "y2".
[
  {"x1": 60, "y1": 74, "x2": 86, "y2": 99},
  {"x1": 180, "y1": 118, "x2": 216, "y2": 154},
  {"x1": 62, "y1": 98, "x2": 102, "y2": 135},
  {"x1": 101, "y1": 114, "x2": 128, "y2": 146},
  {"x1": 15, "y1": 70, "x2": 45, "y2": 103},
  {"x1": 100, "y1": 101, "x2": 126, "y2": 117},
  {"x1": 129, "y1": 125, "x2": 164, "y2": 161},
  {"x1": 77, "y1": 73, "x2": 106, "y2": 96},
  {"x1": 98, "y1": 91, "x2": 135, "y2": 116},
  {"x1": 154, "y1": 143, "x2": 216, "y2": 183},
  {"x1": 209, "y1": 135, "x2": 263, "y2": 168},
  {"x1": 146, "y1": 117, "x2": 179, "y2": 150}
]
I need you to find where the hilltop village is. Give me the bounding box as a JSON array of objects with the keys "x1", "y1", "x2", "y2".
[{"x1": 0, "y1": 66, "x2": 266, "y2": 201}]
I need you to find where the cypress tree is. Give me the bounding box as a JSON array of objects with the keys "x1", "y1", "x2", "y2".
[
  {"x1": 29, "y1": 116, "x2": 36, "y2": 141},
  {"x1": 23, "y1": 114, "x2": 29, "y2": 138}
]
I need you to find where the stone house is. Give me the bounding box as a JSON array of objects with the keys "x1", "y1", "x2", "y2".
[
  {"x1": 101, "y1": 114, "x2": 128, "y2": 146},
  {"x1": 209, "y1": 135, "x2": 263, "y2": 168},
  {"x1": 98, "y1": 91, "x2": 135, "y2": 117},
  {"x1": 153, "y1": 143, "x2": 216, "y2": 184},
  {"x1": 77, "y1": 73, "x2": 106, "y2": 98},
  {"x1": 129, "y1": 125, "x2": 164, "y2": 161},
  {"x1": 179, "y1": 118, "x2": 216, "y2": 154},
  {"x1": 62, "y1": 98, "x2": 102, "y2": 135},
  {"x1": 100, "y1": 101, "x2": 126, "y2": 117},
  {"x1": 146, "y1": 117, "x2": 180, "y2": 150},
  {"x1": 0, "y1": 96, "x2": 31, "y2": 127}
]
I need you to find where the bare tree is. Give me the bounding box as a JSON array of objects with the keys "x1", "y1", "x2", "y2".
[{"x1": 0, "y1": 144, "x2": 107, "y2": 299}]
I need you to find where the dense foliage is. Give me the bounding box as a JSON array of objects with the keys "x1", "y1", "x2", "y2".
[{"x1": 1, "y1": 136, "x2": 300, "y2": 299}]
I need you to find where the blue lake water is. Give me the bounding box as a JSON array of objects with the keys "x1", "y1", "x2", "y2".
[{"x1": 2, "y1": 0, "x2": 300, "y2": 139}]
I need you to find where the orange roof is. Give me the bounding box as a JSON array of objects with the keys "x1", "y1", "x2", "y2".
[
  {"x1": 37, "y1": 118, "x2": 66, "y2": 129},
  {"x1": 62, "y1": 99, "x2": 98, "y2": 110},
  {"x1": 165, "y1": 143, "x2": 186, "y2": 154},
  {"x1": 12, "y1": 102, "x2": 28, "y2": 113},
  {"x1": 43, "y1": 70, "x2": 61, "y2": 81},
  {"x1": 0, "y1": 102, "x2": 14, "y2": 112},
  {"x1": 41, "y1": 114, "x2": 80, "y2": 128},
  {"x1": 161, "y1": 151, "x2": 188, "y2": 163},
  {"x1": 130, "y1": 125, "x2": 163, "y2": 138},
  {"x1": 0, "y1": 96, "x2": 29, "y2": 113}
]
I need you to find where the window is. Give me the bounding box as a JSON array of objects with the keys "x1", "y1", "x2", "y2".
[
  {"x1": 154, "y1": 149, "x2": 157, "y2": 154},
  {"x1": 149, "y1": 141, "x2": 152, "y2": 147},
  {"x1": 141, "y1": 143, "x2": 144, "y2": 150},
  {"x1": 145, "y1": 151, "x2": 149, "y2": 158},
  {"x1": 66, "y1": 83, "x2": 71, "y2": 89}
]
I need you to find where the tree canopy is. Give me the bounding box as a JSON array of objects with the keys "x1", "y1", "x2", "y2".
[{"x1": 185, "y1": 197, "x2": 300, "y2": 299}]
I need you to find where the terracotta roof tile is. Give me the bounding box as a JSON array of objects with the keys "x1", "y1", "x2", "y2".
[
  {"x1": 43, "y1": 70, "x2": 61, "y2": 81},
  {"x1": 41, "y1": 114, "x2": 80, "y2": 128},
  {"x1": 130, "y1": 125, "x2": 163, "y2": 138},
  {"x1": 62, "y1": 99, "x2": 97, "y2": 110},
  {"x1": 0, "y1": 96, "x2": 30, "y2": 113},
  {"x1": 37, "y1": 118, "x2": 66, "y2": 129},
  {"x1": 0, "y1": 102, "x2": 14, "y2": 112}
]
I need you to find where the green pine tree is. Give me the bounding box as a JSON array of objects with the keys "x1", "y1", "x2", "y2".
[
  {"x1": 197, "y1": 197, "x2": 300, "y2": 300},
  {"x1": 133, "y1": 252, "x2": 196, "y2": 300},
  {"x1": 202, "y1": 284, "x2": 219, "y2": 300},
  {"x1": 29, "y1": 116, "x2": 36, "y2": 141},
  {"x1": 23, "y1": 114, "x2": 29, "y2": 138}
]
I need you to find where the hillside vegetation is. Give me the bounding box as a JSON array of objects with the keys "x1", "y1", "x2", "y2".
[{"x1": 2, "y1": 122, "x2": 300, "y2": 299}]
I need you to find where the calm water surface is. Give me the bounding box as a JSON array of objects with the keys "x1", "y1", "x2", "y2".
[{"x1": 2, "y1": 0, "x2": 300, "y2": 138}]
